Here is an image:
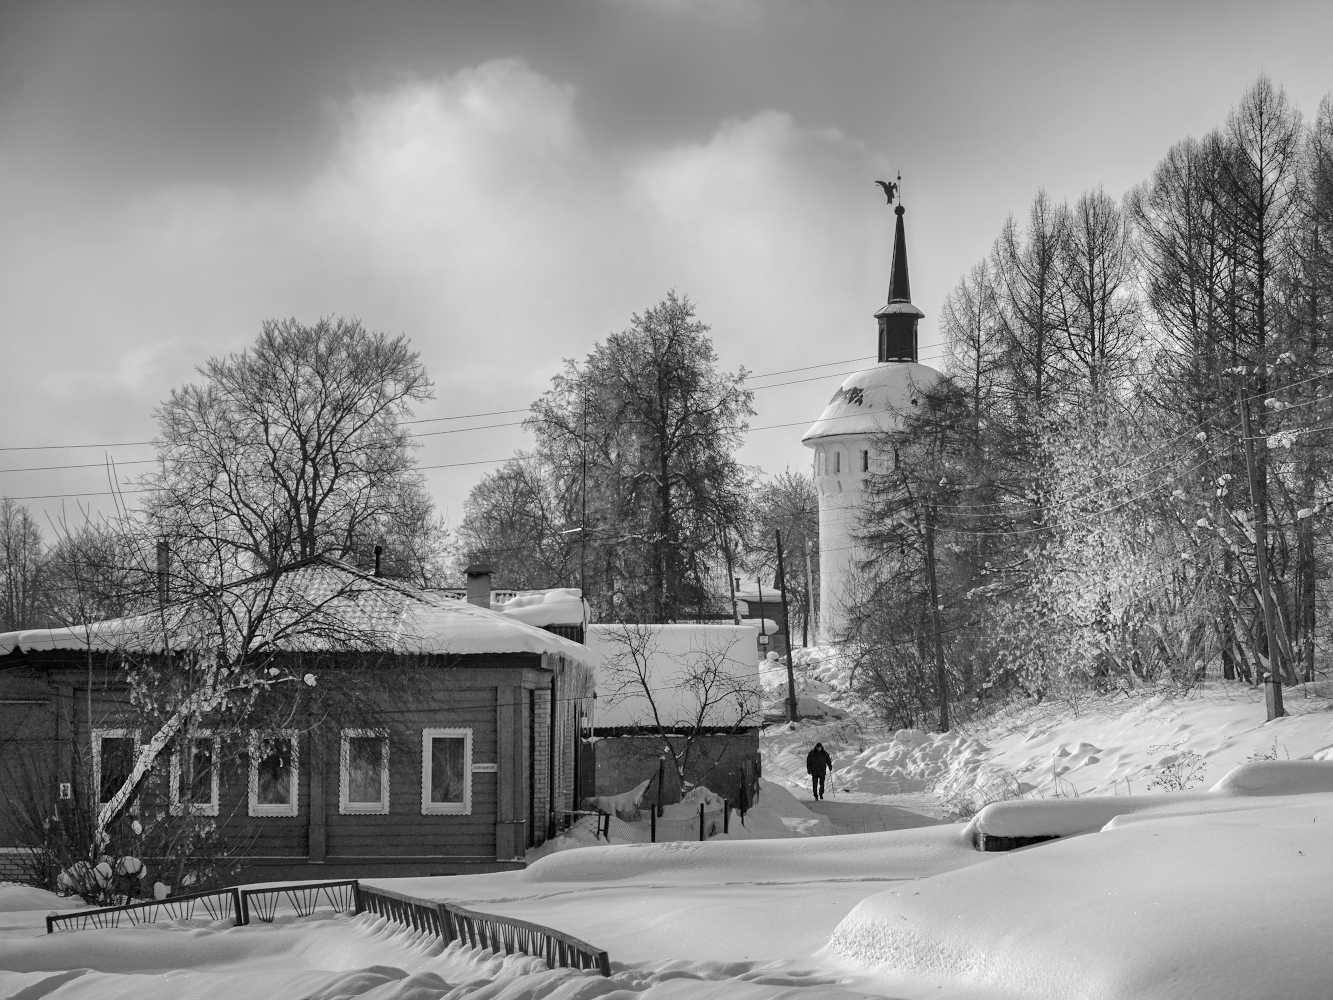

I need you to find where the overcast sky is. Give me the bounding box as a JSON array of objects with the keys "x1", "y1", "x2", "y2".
[{"x1": 3, "y1": 0, "x2": 1332, "y2": 541}]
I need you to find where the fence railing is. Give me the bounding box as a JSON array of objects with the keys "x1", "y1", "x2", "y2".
[
  {"x1": 355, "y1": 883, "x2": 611, "y2": 976},
  {"x1": 46, "y1": 886, "x2": 242, "y2": 933},
  {"x1": 239, "y1": 879, "x2": 359, "y2": 924},
  {"x1": 46, "y1": 878, "x2": 611, "y2": 977}
]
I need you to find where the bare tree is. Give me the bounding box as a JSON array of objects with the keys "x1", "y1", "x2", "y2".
[
  {"x1": 748, "y1": 470, "x2": 819, "y2": 645},
  {"x1": 597, "y1": 623, "x2": 761, "y2": 792},
  {"x1": 0, "y1": 498, "x2": 45, "y2": 631},
  {"x1": 455, "y1": 452, "x2": 581, "y2": 589},
  {"x1": 144, "y1": 317, "x2": 435, "y2": 573},
  {"x1": 1055, "y1": 187, "x2": 1141, "y2": 394}
]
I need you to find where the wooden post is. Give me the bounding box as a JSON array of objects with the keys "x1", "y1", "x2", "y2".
[
  {"x1": 656, "y1": 757, "x2": 665, "y2": 817},
  {"x1": 1239, "y1": 390, "x2": 1285, "y2": 720},
  {"x1": 307, "y1": 726, "x2": 326, "y2": 863},
  {"x1": 496, "y1": 683, "x2": 522, "y2": 859},
  {"x1": 698, "y1": 802, "x2": 705, "y2": 841},
  {"x1": 56, "y1": 684, "x2": 73, "y2": 790},
  {"x1": 548, "y1": 673, "x2": 558, "y2": 843},
  {"x1": 923, "y1": 507, "x2": 949, "y2": 732},
  {"x1": 650, "y1": 807, "x2": 656, "y2": 843}
]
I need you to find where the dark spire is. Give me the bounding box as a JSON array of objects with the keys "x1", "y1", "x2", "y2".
[
  {"x1": 889, "y1": 204, "x2": 911, "y2": 303},
  {"x1": 873, "y1": 190, "x2": 924, "y2": 364}
]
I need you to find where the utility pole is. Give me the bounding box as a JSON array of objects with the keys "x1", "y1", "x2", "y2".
[
  {"x1": 756, "y1": 578, "x2": 767, "y2": 654},
  {"x1": 776, "y1": 531, "x2": 798, "y2": 722},
  {"x1": 1239, "y1": 390, "x2": 1285, "y2": 720},
  {"x1": 580, "y1": 381, "x2": 588, "y2": 599},
  {"x1": 923, "y1": 506, "x2": 949, "y2": 732},
  {"x1": 722, "y1": 531, "x2": 740, "y2": 625},
  {"x1": 803, "y1": 537, "x2": 816, "y2": 647}
]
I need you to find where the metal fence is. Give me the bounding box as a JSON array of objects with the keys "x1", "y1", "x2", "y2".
[
  {"x1": 239, "y1": 879, "x2": 359, "y2": 924},
  {"x1": 44, "y1": 878, "x2": 611, "y2": 977},
  {"x1": 46, "y1": 886, "x2": 242, "y2": 933},
  {"x1": 355, "y1": 883, "x2": 611, "y2": 976}
]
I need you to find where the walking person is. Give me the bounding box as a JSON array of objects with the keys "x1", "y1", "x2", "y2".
[{"x1": 806, "y1": 742, "x2": 833, "y2": 800}]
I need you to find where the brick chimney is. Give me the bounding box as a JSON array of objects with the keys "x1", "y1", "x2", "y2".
[{"x1": 465, "y1": 564, "x2": 492, "y2": 608}]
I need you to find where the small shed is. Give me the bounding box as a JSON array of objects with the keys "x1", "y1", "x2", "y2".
[
  {"x1": 584, "y1": 623, "x2": 762, "y2": 810},
  {"x1": 0, "y1": 557, "x2": 596, "y2": 881}
]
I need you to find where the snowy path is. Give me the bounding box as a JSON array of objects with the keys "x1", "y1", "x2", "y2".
[{"x1": 801, "y1": 797, "x2": 946, "y2": 834}]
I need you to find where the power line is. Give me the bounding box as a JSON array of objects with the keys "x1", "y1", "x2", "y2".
[
  {"x1": 1, "y1": 371, "x2": 924, "y2": 477},
  {"x1": 0, "y1": 350, "x2": 951, "y2": 455}
]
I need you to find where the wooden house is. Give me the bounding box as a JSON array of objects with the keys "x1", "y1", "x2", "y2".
[{"x1": 0, "y1": 557, "x2": 595, "y2": 881}]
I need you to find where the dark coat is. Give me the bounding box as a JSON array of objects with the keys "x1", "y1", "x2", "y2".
[{"x1": 806, "y1": 747, "x2": 832, "y2": 776}]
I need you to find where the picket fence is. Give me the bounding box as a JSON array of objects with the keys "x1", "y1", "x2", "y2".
[{"x1": 45, "y1": 878, "x2": 611, "y2": 977}]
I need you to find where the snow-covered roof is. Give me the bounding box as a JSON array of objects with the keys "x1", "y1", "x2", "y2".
[
  {"x1": 492, "y1": 588, "x2": 588, "y2": 628},
  {"x1": 0, "y1": 557, "x2": 594, "y2": 667},
  {"x1": 801, "y1": 361, "x2": 941, "y2": 443},
  {"x1": 873, "y1": 301, "x2": 926, "y2": 318},
  {"x1": 734, "y1": 581, "x2": 781, "y2": 605}
]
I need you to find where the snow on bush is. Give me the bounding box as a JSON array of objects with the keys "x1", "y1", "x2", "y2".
[{"x1": 56, "y1": 854, "x2": 150, "y2": 903}]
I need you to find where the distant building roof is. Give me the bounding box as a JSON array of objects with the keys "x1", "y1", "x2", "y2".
[
  {"x1": 430, "y1": 586, "x2": 588, "y2": 629},
  {"x1": 0, "y1": 556, "x2": 594, "y2": 667}
]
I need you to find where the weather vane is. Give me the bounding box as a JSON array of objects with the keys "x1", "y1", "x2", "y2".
[{"x1": 875, "y1": 172, "x2": 902, "y2": 205}]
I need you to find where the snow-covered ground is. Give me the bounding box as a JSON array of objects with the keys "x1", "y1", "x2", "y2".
[
  {"x1": 8, "y1": 650, "x2": 1333, "y2": 998},
  {"x1": 761, "y1": 645, "x2": 1333, "y2": 816}
]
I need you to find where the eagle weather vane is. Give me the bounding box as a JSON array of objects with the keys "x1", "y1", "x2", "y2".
[{"x1": 875, "y1": 173, "x2": 902, "y2": 205}]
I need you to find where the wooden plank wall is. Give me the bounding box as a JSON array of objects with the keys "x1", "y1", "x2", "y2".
[
  {"x1": 323, "y1": 684, "x2": 499, "y2": 859},
  {"x1": 0, "y1": 652, "x2": 598, "y2": 870}
]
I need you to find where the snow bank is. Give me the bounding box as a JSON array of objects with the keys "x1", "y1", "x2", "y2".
[
  {"x1": 732, "y1": 778, "x2": 834, "y2": 838},
  {"x1": 833, "y1": 795, "x2": 1333, "y2": 999},
  {"x1": 1211, "y1": 758, "x2": 1333, "y2": 795},
  {"x1": 0, "y1": 884, "x2": 83, "y2": 914},
  {"x1": 398, "y1": 822, "x2": 984, "y2": 895}
]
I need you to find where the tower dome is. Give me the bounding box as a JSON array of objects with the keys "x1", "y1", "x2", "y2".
[{"x1": 802, "y1": 190, "x2": 939, "y2": 643}]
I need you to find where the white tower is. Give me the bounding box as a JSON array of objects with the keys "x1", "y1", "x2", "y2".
[{"x1": 802, "y1": 197, "x2": 939, "y2": 643}]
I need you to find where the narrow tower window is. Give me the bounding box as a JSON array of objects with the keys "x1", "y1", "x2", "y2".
[
  {"x1": 861, "y1": 450, "x2": 869, "y2": 472},
  {"x1": 833, "y1": 451, "x2": 840, "y2": 474}
]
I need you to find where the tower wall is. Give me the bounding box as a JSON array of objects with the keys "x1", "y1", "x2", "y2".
[{"x1": 811, "y1": 436, "x2": 870, "y2": 643}]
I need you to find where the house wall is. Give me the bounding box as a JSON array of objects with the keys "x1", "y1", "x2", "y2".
[{"x1": 0, "y1": 650, "x2": 592, "y2": 882}]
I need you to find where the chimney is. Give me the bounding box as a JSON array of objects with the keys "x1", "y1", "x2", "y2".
[
  {"x1": 465, "y1": 564, "x2": 492, "y2": 608},
  {"x1": 373, "y1": 544, "x2": 383, "y2": 578},
  {"x1": 156, "y1": 539, "x2": 170, "y2": 606}
]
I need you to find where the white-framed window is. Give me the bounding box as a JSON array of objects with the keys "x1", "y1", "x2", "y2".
[
  {"x1": 170, "y1": 731, "x2": 220, "y2": 817},
  {"x1": 340, "y1": 729, "x2": 389, "y2": 815},
  {"x1": 93, "y1": 728, "x2": 140, "y2": 807},
  {"x1": 421, "y1": 728, "x2": 472, "y2": 816},
  {"x1": 249, "y1": 731, "x2": 300, "y2": 817},
  {"x1": 833, "y1": 450, "x2": 841, "y2": 474}
]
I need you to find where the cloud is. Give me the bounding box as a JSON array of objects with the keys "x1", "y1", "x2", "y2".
[{"x1": 1, "y1": 57, "x2": 889, "y2": 522}]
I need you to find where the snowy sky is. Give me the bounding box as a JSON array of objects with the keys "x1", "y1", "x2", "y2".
[{"x1": 3, "y1": 0, "x2": 1333, "y2": 539}]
